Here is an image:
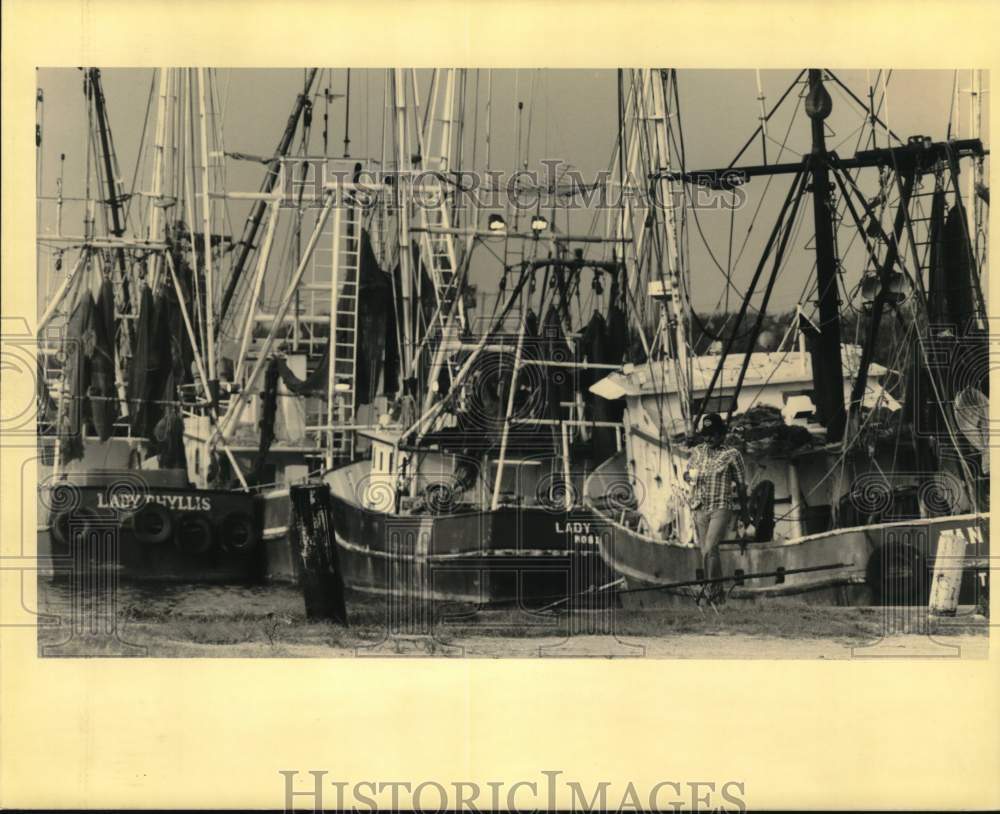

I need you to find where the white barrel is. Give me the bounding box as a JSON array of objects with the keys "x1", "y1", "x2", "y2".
[{"x1": 929, "y1": 529, "x2": 967, "y2": 616}]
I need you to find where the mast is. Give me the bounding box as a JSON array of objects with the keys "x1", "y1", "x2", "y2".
[
  {"x1": 197, "y1": 68, "x2": 217, "y2": 383},
  {"x1": 805, "y1": 69, "x2": 846, "y2": 442},
  {"x1": 146, "y1": 68, "x2": 171, "y2": 289},
  {"x1": 89, "y1": 70, "x2": 128, "y2": 271},
  {"x1": 612, "y1": 70, "x2": 683, "y2": 427},
  {"x1": 88, "y1": 67, "x2": 132, "y2": 415},
  {"x1": 651, "y1": 70, "x2": 691, "y2": 429},
  {"x1": 966, "y1": 69, "x2": 988, "y2": 292},
  {"x1": 392, "y1": 68, "x2": 415, "y2": 377},
  {"x1": 217, "y1": 67, "x2": 319, "y2": 329}
]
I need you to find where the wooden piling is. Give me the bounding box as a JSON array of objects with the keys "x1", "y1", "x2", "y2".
[
  {"x1": 929, "y1": 528, "x2": 967, "y2": 616},
  {"x1": 288, "y1": 483, "x2": 349, "y2": 625}
]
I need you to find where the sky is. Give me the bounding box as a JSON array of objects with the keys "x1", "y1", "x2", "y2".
[{"x1": 36, "y1": 68, "x2": 989, "y2": 325}]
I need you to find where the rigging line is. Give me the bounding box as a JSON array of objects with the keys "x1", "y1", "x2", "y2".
[
  {"x1": 727, "y1": 69, "x2": 807, "y2": 170},
  {"x1": 904, "y1": 319, "x2": 980, "y2": 508},
  {"x1": 654, "y1": 68, "x2": 696, "y2": 430},
  {"x1": 634, "y1": 73, "x2": 661, "y2": 311},
  {"x1": 666, "y1": 77, "x2": 746, "y2": 303},
  {"x1": 364, "y1": 70, "x2": 370, "y2": 165},
  {"x1": 210, "y1": 70, "x2": 233, "y2": 245},
  {"x1": 734, "y1": 103, "x2": 879, "y2": 330},
  {"x1": 219, "y1": 68, "x2": 231, "y2": 125},
  {"x1": 470, "y1": 69, "x2": 481, "y2": 183},
  {"x1": 681, "y1": 85, "x2": 808, "y2": 337},
  {"x1": 36, "y1": 92, "x2": 46, "y2": 296},
  {"x1": 729, "y1": 89, "x2": 805, "y2": 271},
  {"x1": 620, "y1": 84, "x2": 680, "y2": 440},
  {"x1": 725, "y1": 170, "x2": 809, "y2": 420},
  {"x1": 865, "y1": 70, "x2": 892, "y2": 150},
  {"x1": 588, "y1": 73, "x2": 641, "y2": 264},
  {"x1": 685, "y1": 296, "x2": 761, "y2": 349},
  {"x1": 881, "y1": 69, "x2": 894, "y2": 150},
  {"x1": 670, "y1": 71, "x2": 722, "y2": 355},
  {"x1": 725, "y1": 190, "x2": 736, "y2": 317},
  {"x1": 454, "y1": 69, "x2": 468, "y2": 227},
  {"x1": 835, "y1": 163, "x2": 940, "y2": 428},
  {"x1": 831, "y1": 166, "x2": 912, "y2": 301},
  {"x1": 343, "y1": 68, "x2": 352, "y2": 158},
  {"x1": 824, "y1": 69, "x2": 904, "y2": 146},
  {"x1": 946, "y1": 70, "x2": 959, "y2": 141},
  {"x1": 726, "y1": 205, "x2": 813, "y2": 416},
  {"x1": 695, "y1": 167, "x2": 806, "y2": 426},
  {"x1": 122, "y1": 70, "x2": 158, "y2": 228},
  {"x1": 543, "y1": 74, "x2": 550, "y2": 170},
  {"x1": 886, "y1": 320, "x2": 915, "y2": 476},
  {"x1": 617, "y1": 68, "x2": 626, "y2": 286},
  {"x1": 640, "y1": 71, "x2": 672, "y2": 360},
  {"x1": 208, "y1": 70, "x2": 235, "y2": 288},
  {"x1": 830, "y1": 121, "x2": 866, "y2": 155},
  {"x1": 819, "y1": 86, "x2": 895, "y2": 317},
  {"x1": 669, "y1": 66, "x2": 688, "y2": 320},
  {"x1": 885, "y1": 168, "x2": 984, "y2": 494},
  {"x1": 485, "y1": 69, "x2": 493, "y2": 174},
  {"x1": 836, "y1": 165, "x2": 921, "y2": 298},
  {"x1": 864, "y1": 69, "x2": 880, "y2": 149},
  {"x1": 683, "y1": 187, "x2": 752, "y2": 300},
  {"x1": 83, "y1": 70, "x2": 94, "y2": 238},
  {"x1": 523, "y1": 69, "x2": 538, "y2": 171}
]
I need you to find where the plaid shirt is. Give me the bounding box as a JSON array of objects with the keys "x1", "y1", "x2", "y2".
[{"x1": 686, "y1": 443, "x2": 747, "y2": 511}]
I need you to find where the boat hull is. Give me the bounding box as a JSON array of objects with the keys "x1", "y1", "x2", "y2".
[
  {"x1": 259, "y1": 486, "x2": 614, "y2": 605},
  {"x1": 595, "y1": 511, "x2": 988, "y2": 608},
  {"x1": 39, "y1": 479, "x2": 263, "y2": 583}
]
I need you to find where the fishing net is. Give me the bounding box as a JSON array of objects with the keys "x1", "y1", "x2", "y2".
[{"x1": 724, "y1": 405, "x2": 817, "y2": 456}]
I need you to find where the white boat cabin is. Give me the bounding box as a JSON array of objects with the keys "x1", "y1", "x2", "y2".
[{"x1": 589, "y1": 344, "x2": 899, "y2": 545}]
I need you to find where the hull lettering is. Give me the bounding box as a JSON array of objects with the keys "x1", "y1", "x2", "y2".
[{"x1": 96, "y1": 493, "x2": 212, "y2": 512}]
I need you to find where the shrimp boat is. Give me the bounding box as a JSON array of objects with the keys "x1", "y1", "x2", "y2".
[
  {"x1": 582, "y1": 69, "x2": 990, "y2": 607},
  {"x1": 34, "y1": 68, "x2": 320, "y2": 581},
  {"x1": 195, "y1": 69, "x2": 631, "y2": 604}
]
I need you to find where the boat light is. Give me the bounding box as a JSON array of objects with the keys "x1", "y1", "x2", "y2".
[
  {"x1": 488, "y1": 213, "x2": 506, "y2": 232},
  {"x1": 860, "y1": 271, "x2": 881, "y2": 302},
  {"x1": 530, "y1": 215, "x2": 549, "y2": 234},
  {"x1": 885, "y1": 271, "x2": 911, "y2": 304}
]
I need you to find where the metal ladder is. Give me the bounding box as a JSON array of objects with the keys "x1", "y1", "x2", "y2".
[
  {"x1": 417, "y1": 69, "x2": 465, "y2": 335},
  {"x1": 417, "y1": 199, "x2": 461, "y2": 334},
  {"x1": 906, "y1": 171, "x2": 947, "y2": 291},
  {"x1": 324, "y1": 195, "x2": 364, "y2": 463}
]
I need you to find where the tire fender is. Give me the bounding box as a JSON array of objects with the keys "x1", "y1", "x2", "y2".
[
  {"x1": 218, "y1": 511, "x2": 257, "y2": 553},
  {"x1": 174, "y1": 512, "x2": 215, "y2": 555},
  {"x1": 132, "y1": 502, "x2": 174, "y2": 545}
]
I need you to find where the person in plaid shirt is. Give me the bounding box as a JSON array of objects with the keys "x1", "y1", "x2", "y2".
[{"x1": 683, "y1": 413, "x2": 749, "y2": 602}]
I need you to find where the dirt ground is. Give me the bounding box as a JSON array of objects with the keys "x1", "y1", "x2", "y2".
[{"x1": 36, "y1": 582, "x2": 990, "y2": 659}]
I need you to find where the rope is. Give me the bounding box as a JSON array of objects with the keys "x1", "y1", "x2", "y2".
[
  {"x1": 537, "y1": 561, "x2": 854, "y2": 611},
  {"x1": 122, "y1": 70, "x2": 157, "y2": 227}
]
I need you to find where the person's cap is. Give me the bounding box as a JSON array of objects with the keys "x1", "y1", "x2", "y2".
[{"x1": 700, "y1": 412, "x2": 727, "y2": 437}]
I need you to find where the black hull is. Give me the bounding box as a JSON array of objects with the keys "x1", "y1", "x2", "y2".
[
  {"x1": 259, "y1": 487, "x2": 615, "y2": 605},
  {"x1": 39, "y1": 483, "x2": 263, "y2": 583},
  {"x1": 332, "y1": 500, "x2": 616, "y2": 606}
]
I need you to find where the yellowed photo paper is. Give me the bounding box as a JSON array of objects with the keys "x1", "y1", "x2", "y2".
[{"x1": 2, "y1": 0, "x2": 998, "y2": 810}]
